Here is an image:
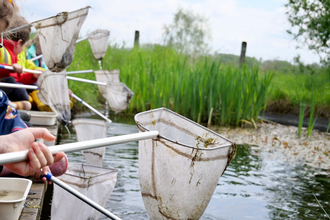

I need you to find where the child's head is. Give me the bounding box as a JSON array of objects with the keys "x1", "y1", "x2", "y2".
[
  {"x1": 6, "y1": 16, "x2": 30, "y2": 55},
  {"x1": 26, "y1": 34, "x2": 42, "y2": 55},
  {"x1": 0, "y1": 0, "x2": 19, "y2": 32}
]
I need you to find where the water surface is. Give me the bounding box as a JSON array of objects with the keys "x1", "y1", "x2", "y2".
[{"x1": 58, "y1": 116, "x2": 330, "y2": 220}]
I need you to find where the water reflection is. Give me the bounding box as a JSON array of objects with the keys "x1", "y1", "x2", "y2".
[{"x1": 58, "y1": 119, "x2": 330, "y2": 220}]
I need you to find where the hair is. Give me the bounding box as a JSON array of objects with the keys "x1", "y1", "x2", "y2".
[
  {"x1": 6, "y1": 16, "x2": 30, "y2": 44},
  {"x1": 26, "y1": 34, "x2": 39, "y2": 48},
  {"x1": 0, "y1": 0, "x2": 19, "y2": 31}
]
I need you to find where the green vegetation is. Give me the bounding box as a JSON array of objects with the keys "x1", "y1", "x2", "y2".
[
  {"x1": 162, "y1": 7, "x2": 211, "y2": 56},
  {"x1": 298, "y1": 101, "x2": 306, "y2": 138},
  {"x1": 286, "y1": 0, "x2": 330, "y2": 64},
  {"x1": 68, "y1": 42, "x2": 273, "y2": 126},
  {"x1": 68, "y1": 40, "x2": 330, "y2": 129}
]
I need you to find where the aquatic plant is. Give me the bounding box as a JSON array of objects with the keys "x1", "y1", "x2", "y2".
[
  {"x1": 298, "y1": 101, "x2": 306, "y2": 138},
  {"x1": 313, "y1": 193, "x2": 330, "y2": 219},
  {"x1": 307, "y1": 88, "x2": 318, "y2": 137}
]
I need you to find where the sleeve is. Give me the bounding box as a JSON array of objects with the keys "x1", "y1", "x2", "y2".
[
  {"x1": 1, "y1": 105, "x2": 28, "y2": 134},
  {"x1": 10, "y1": 114, "x2": 28, "y2": 133},
  {"x1": 25, "y1": 59, "x2": 46, "y2": 72},
  {"x1": 11, "y1": 72, "x2": 37, "y2": 85},
  {"x1": 0, "y1": 64, "x2": 12, "y2": 79}
]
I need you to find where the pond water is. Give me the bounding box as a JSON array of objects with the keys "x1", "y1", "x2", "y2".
[{"x1": 57, "y1": 115, "x2": 330, "y2": 220}]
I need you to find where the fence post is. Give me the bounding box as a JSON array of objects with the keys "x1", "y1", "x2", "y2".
[
  {"x1": 239, "y1": 41, "x2": 247, "y2": 67},
  {"x1": 134, "y1": 30, "x2": 140, "y2": 48}
]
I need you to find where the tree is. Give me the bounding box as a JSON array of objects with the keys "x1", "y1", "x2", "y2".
[
  {"x1": 285, "y1": 0, "x2": 330, "y2": 64},
  {"x1": 162, "y1": 8, "x2": 211, "y2": 56}
]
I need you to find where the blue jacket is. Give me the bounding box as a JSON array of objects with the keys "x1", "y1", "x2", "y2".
[{"x1": 0, "y1": 90, "x2": 27, "y2": 135}]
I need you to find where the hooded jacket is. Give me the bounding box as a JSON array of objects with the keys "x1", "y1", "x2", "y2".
[
  {"x1": 0, "y1": 39, "x2": 39, "y2": 85},
  {"x1": 0, "y1": 90, "x2": 27, "y2": 135}
]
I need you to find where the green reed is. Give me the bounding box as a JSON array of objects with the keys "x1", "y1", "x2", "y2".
[
  {"x1": 69, "y1": 43, "x2": 273, "y2": 126},
  {"x1": 313, "y1": 193, "x2": 330, "y2": 219},
  {"x1": 298, "y1": 101, "x2": 306, "y2": 138},
  {"x1": 307, "y1": 87, "x2": 318, "y2": 137}
]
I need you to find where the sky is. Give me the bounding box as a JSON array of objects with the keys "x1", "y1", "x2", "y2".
[{"x1": 17, "y1": 0, "x2": 322, "y2": 64}]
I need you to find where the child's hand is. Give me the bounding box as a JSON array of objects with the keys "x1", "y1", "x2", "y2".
[
  {"x1": 33, "y1": 73, "x2": 39, "y2": 80},
  {"x1": 12, "y1": 63, "x2": 23, "y2": 73},
  {"x1": 68, "y1": 89, "x2": 73, "y2": 97},
  {"x1": 33, "y1": 166, "x2": 52, "y2": 184}
]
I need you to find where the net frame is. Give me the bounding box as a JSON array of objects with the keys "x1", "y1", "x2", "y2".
[
  {"x1": 94, "y1": 69, "x2": 120, "y2": 94},
  {"x1": 87, "y1": 29, "x2": 110, "y2": 60},
  {"x1": 134, "y1": 107, "x2": 236, "y2": 219},
  {"x1": 102, "y1": 82, "x2": 134, "y2": 112},
  {"x1": 31, "y1": 6, "x2": 90, "y2": 71}
]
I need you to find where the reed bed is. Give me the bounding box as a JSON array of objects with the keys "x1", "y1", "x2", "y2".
[{"x1": 69, "y1": 42, "x2": 273, "y2": 126}]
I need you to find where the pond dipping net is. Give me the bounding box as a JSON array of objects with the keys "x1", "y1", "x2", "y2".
[
  {"x1": 31, "y1": 7, "x2": 90, "y2": 125},
  {"x1": 51, "y1": 163, "x2": 117, "y2": 220},
  {"x1": 94, "y1": 70, "x2": 134, "y2": 112},
  {"x1": 87, "y1": 29, "x2": 110, "y2": 60},
  {"x1": 72, "y1": 118, "x2": 107, "y2": 167},
  {"x1": 134, "y1": 107, "x2": 237, "y2": 219},
  {"x1": 37, "y1": 70, "x2": 71, "y2": 125},
  {"x1": 31, "y1": 7, "x2": 90, "y2": 72}
]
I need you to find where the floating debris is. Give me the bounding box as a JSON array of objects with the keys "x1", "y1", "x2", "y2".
[{"x1": 210, "y1": 123, "x2": 330, "y2": 170}]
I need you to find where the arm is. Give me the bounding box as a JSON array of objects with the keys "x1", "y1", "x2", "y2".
[
  {"x1": 0, "y1": 64, "x2": 13, "y2": 79},
  {"x1": 25, "y1": 59, "x2": 45, "y2": 72},
  {"x1": 11, "y1": 72, "x2": 38, "y2": 85}
]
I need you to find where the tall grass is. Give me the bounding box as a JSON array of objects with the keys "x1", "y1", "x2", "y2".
[
  {"x1": 307, "y1": 87, "x2": 318, "y2": 137},
  {"x1": 298, "y1": 101, "x2": 306, "y2": 138},
  {"x1": 69, "y1": 43, "x2": 273, "y2": 126},
  {"x1": 270, "y1": 69, "x2": 330, "y2": 110}
]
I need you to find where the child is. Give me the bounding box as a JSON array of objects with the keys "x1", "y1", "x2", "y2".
[
  {"x1": 0, "y1": 3, "x2": 68, "y2": 182},
  {"x1": 0, "y1": 0, "x2": 19, "y2": 34},
  {"x1": 0, "y1": 16, "x2": 40, "y2": 105},
  {"x1": 26, "y1": 34, "x2": 48, "y2": 69},
  {"x1": 0, "y1": 88, "x2": 68, "y2": 180}
]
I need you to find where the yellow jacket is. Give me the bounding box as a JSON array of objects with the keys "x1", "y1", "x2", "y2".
[{"x1": 17, "y1": 48, "x2": 46, "y2": 72}]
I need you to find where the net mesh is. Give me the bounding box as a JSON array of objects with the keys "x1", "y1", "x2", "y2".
[
  {"x1": 87, "y1": 29, "x2": 110, "y2": 60},
  {"x1": 103, "y1": 82, "x2": 134, "y2": 112},
  {"x1": 94, "y1": 69, "x2": 133, "y2": 112},
  {"x1": 31, "y1": 7, "x2": 90, "y2": 72},
  {"x1": 37, "y1": 70, "x2": 71, "y2": 125},
  {"x1": 51, "y1": 163, "x2": 117, "y2": 220},
  {"x1": 94, "y1": 70, "x2": 120, "y2": 94},
  {"x1": 72, "y1": 118, "x2": 107, "y2": 166},
  {"x1": 134, "y1": 108, "x2": 236, "y2": 219}
]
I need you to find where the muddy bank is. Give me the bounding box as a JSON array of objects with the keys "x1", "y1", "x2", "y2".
[
  {"x1": 261, "y1": 111, "x2": 330, "y2": 132},
  {"x1": 265, "y1": 100, "x2": 330, "y2": 131}
]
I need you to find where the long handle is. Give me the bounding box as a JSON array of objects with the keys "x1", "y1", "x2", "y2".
[
  {"x1": 66, "y1": 76, "x2": 106, "y2": 86},
  {"x1": 44, "y1": 172, "x2": 121, "y2": 220},
  {"x1": 0, "y1": 131, "x2": 159, "y2": 165},
  {"x1": 0, "y1": 65, "x2": 103, "y2": 87},
  {"x1": 66, "y1": 70, "x2": 94, "y2": 75},
  {"x1": 0, "y1": 82, "x2": 38, "y2": 90},
  {"x1": 0, "y1": 64, "x2": 43, "y2": 74},
  {"x1": 71, "y1": 93, "x2": 112, "y2": 123},
  {"x1": 0, "y1": 65, "x2": 105, "y2": 86}
]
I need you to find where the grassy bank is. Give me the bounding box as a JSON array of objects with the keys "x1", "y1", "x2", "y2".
[
  {"x1": 268, "y1": 69, "x2": 330, "y2": 118},
  {"x1": 68, "y1": 41, "x2": 329, "y2": 126}
]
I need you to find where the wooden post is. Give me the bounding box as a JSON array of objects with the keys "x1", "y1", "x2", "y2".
[
  {"x1": 134, "y1": 30, "x2": 140, "y2": 48},
  {"x1": 239, "y1": 41, "x2": 247, "y2": 67}
]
